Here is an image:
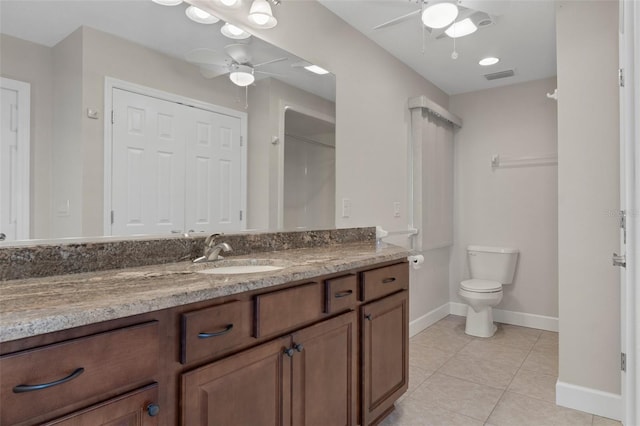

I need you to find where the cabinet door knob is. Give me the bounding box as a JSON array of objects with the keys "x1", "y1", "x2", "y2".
[
  {"x1": 365, "y1": 314, "x2": 373, "y2": 321},
  {"x1": 283, "y1": 347, "x2": 295, "y2": 357},
  {"x1": 13, "y1": 367, "x2": 85, "y2": 393},
  {"x1": 146, "y1": 403, "x2": 160, "y2": 417},
  {"x1": 294, "y1": 343, "x2": 304, "y2": 352}
]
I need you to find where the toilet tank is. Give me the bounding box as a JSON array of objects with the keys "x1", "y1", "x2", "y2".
[{"x1": 467, "y1": 245, "x2": 519, "y2": 284}]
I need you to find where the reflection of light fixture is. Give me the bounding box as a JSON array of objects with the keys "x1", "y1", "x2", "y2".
[
  {"x1": 152, "y1": 0, "x2": 182, "y2": 5},
  {"x1": 445, "y1": 18, "x2": 478, "y2": 38},
  {"x1": 229, "y1": 65, "x2": 255, "y2": 86},
  {"x1": 185, "y1": 5, "x2": 220, "y2": 24},
  {"x1": 422, "y1": 2, "x2": 458, "y2": 29},
  {"x1": 221, "y1": 22, "x2": 251, "y2": 39},
  {"x1": 304, "y1": 65, "x2": 330, "y2": 75},
  {"x1": 248, "y1": 0, "x2": 277, "y2": 29},
  {"x1": 479, "y1": 57, "x2": 500, "y2": 66},
  {"x1": 220, "y1": 0, "x2": 239, "y2": 6}
]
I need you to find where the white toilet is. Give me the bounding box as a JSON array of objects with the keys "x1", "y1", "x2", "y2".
[{"x1": 458, "y1": 245, "x2": 519, "y2": 337}]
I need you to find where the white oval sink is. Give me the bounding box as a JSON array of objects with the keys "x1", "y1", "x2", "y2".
[{"x1": 194, "y1": 258, "x2": 289, "y2": 275}]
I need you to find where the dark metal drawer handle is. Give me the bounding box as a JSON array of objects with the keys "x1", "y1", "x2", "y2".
[
  {"x1": 13, "y1": 367, "x2": 84, "y2": 393},
  {"x1": 198, "y1": 324, "x2": 234, "y2": 339},
  {"x1": 365, "y1": 314, "x2": 373, "y2": 321},
  {"x1": 334, "y1": 290, "x2": 353, "y2": 298},
  {"x1": 382, "y1": 277, "x2": 396, "y2": 284}
]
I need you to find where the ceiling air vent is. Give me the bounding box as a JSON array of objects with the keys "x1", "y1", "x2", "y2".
[{"x1": 484, "y1": 69, "x2": 515, "y2": 80}]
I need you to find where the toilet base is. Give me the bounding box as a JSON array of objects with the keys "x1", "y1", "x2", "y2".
[{"x1": 464, "y1": 306, "x2": 497, "y2": 337}]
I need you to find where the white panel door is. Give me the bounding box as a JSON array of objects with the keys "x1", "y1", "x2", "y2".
[
  {"x1": 185, "y1": 109, "x2": 243, "y2": 233},
  {"x1": 0, "y1": 78, "x2": 30, "y2": 242},
  {"x1": 111, "y1": 89, "x2": 186, "y2": 236}
]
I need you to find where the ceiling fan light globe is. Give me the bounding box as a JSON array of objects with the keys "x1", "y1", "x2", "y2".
[
  {"x1": 229, "y1": 65, "x2": 255, "y2": 86},
  {"x1": 421, "y1": 2, "x2": 458, "y2": 29},
  {"x1": 152, "y1": 0, "x2": 183, "y2": 6},
  {"x1": 221, "y1": 23, "x2": 251, "y2": 39},
  {"x1": 248, "y1": 0, "x2": 278, "y2": 28},
  {"x1": 185, "y1": 5, "x2": 220, "y2": 24}
]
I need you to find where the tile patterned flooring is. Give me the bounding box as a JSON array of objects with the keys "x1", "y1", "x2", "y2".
[{"x1": 380, "y1": 315, "x2": 622, "y2": 426}]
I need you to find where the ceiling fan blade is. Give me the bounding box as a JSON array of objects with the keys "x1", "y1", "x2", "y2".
[
  {"x1": 185, "y1": 48, "x2": 227, "y2": 66},
  {"x1": 254, "y1": 57, "x2": 288, "y2": 68},
  {"x1": 255, "y1": 70, "x2": 286, "y2": 77},
  {"x1": 456, "y1": 0, "x2": 510, "y2": 16},
  {"x1": 373, "y1": 9, "x2": 421, "y2": 30},
  {"x1": 199, "y1": 64, "x2": 229, "y2": 79},
  {"x1": 225, "y1": 44, "x2": 252, "y2": 65}
]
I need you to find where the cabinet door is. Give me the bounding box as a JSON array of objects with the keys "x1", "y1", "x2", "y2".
[
  {"x1": 181, "y1": 335, "x2": 291, "y2": 426},
  {"x1": 291, "y1": 311, "x2": 357, "y2": 426},
  {"x1": 44, "y1": 383, "x2": 159, "y2": 426},
  {"x1": 361, "y1": 291, "x2": 409, "y2": 426}
]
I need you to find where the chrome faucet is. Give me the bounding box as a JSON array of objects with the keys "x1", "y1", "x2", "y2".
[{"x1": 193, "y1": 233, "x2": 233, "y2": 263}]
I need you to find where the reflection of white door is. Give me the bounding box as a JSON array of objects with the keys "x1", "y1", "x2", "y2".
[
  {"x1": 110, "y1": 88, "x2": 243, "y2": 236},
  {"x1": 0, "y1": 78, "x2": 30, "y2": 242}
]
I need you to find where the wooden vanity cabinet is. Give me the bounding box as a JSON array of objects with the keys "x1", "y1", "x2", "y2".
[{"x1": 360, "y1": 265, "x2": 409, "y2": 426}]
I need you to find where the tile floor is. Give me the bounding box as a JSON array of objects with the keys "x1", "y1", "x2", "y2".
[{"x1": 380, "y1": 315, "x2": 622, "y2": 426}]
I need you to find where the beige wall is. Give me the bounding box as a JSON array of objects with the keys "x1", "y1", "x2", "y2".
[
  {"x1": 0, "y1": 34, "x2": 53, "y2": 239},
  {"x1": 557, "y1": 0, "x2": 620, "y2": 395},
  {"x1": 449, "y1": 77, "x2": 559, "y2": 317}
]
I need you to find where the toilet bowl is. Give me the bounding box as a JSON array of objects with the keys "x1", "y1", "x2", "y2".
[{"x1": 459, "y1": 246, "x2": 518, "y2": 337}]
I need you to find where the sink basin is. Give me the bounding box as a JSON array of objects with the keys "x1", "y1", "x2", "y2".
[{"x1": 195, "y1": 258, "x2": 289, "y2": 275}]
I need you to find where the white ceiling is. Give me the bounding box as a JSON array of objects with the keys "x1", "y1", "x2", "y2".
[
  {"x1": 319, "y1": 0, "x2": 557, "y2": 95},
  {"x1": 0, "y1": 0, "x2": 336, "y2": 101}
]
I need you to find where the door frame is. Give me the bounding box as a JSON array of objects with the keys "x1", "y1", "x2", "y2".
[
  {"x1": 0, "y1": 77, "x2": 30, "y2": 240},
  {"x1": 275, "y1": 101, "x2": 335, "y2": 230},
  {"x1": 103, "y1": 77, "x2": 247, "y2": 236},
  {"x1": 619, "y1": 1, "x2": 639, "y2": 424}
]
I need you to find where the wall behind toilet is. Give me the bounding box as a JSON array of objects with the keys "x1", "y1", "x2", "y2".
[{"x1": 449, "y1": 77, "x2": 559, "y2": 318}]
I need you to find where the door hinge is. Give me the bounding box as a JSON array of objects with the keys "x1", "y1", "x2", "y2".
[
  {"x1": 621, "y1": 352, "x2": 626, "y2": 372},
  {"x1": 240, "y1": 136, "x2": 243, "y2": 147},
  {"x1": 619, "y1": 69, "x2": 625, "y2": 87},
  {"x1": 239, "y1": 210, "x2": 243, "y2": 221},
  {"x1": 620, "y1": 210, "x2": 627, "y2": 244},
  {"x1": 111, "y1": 110, "x2": 114, "y2": 124},
  {"x1": 613, "y1": 252, "x2": 626, "y2": 268},
  {"x1": 110, "y1": 210, "x2": 114, "y2": 225}
]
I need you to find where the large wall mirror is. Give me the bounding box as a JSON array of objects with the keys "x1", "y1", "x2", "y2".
[{"x1": 0, "y1": 0, "x2": 336, "y2": 244}]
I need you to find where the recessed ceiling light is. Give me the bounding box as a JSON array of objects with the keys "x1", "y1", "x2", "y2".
[
  {"x1": 445, "y1": 18, "x2": 478, "y2": 38},
  {"x1": 220, "y1": 0, "x2": 239, "y2": 6},
  {"x1": 185, "y1": 5, "x2": 220, "y2": 24},
  {"x1": 152, "y1": 0, "x2": 182, "y2": 5},
  {"x1": 421, "y1": 3, "x2": 458, "y2": 29},
  {"x1": 479, "y1": 57, "x2": 500, "y2": 66},
  {"x1": 221, "y1": 23, "x2": 251, "y2": 39},
  {"x1": 304, "y1": 65, "x2": 330, "y2": 75}
]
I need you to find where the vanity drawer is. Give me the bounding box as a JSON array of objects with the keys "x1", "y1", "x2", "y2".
[
  {"x1": 325, "y1": 274, "x2": 357, "y2": 314},
  {"x1": 360, "y1": 262, "x2": 409, "y2": 302},
  {"x1": 181, "y1": 300, "x2": 253, "y2": 364},
  {"x1": 254, "y1": 281, "x2": 324, "y2": 338},
  {"x1": 0, "y1": 321, "x2": 159, "y2": 426}
]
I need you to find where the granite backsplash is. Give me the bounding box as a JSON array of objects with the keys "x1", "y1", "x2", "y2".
[{"x1": 0, "y1": 227, "x2": 376, "y2": 281}]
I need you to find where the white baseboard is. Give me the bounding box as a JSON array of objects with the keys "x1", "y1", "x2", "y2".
[
  {"x1": 556, "y1": 380, "x2": 622, "y2": 420},
  {"x1": 449, "y1": 302, "x2": 559, "y2": 332},
  {"x1": 409, "y1": 303, "x2": 450, "y2": 337}
]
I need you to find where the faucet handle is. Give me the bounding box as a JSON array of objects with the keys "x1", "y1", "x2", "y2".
[{"x1": 204, "y1": 233, "x2": 222, "y2": 246}]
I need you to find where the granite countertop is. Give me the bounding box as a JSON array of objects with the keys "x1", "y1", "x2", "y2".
[{"x1": 0, "y1": 241, "x2": 409, "y2": 343}]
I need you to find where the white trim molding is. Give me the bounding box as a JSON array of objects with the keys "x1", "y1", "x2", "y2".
[
  {"x1": 556, "y1": 380, "x2": 622, "y2": 421},
  {"x1": 449, "y1": 302, "x2": 559, "y2": 332},
  {"x1": 409, "y1": 303, "x2": 450, "y2": 337}
]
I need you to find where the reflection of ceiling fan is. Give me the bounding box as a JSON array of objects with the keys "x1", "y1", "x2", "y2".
[
  {"x1": 374, "y1": 0, "x2": 509, "y2": 40},
  {"x1": 185, "y1": 43, "x2": 287, "y2": 86}
]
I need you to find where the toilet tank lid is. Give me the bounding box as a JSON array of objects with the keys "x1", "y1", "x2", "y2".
[{"x1": 467, "y1": 245, "x2": 519, "y2": 254}]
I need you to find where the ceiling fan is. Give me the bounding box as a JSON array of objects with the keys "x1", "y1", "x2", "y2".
[
  {"x1": 185, "y1": 43, "x2": 287, "y2": 86},
  {"x1": 373, "y1": 0, "x2": 509, "y2": 40}
]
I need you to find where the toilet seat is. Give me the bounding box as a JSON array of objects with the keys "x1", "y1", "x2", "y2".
[{"x1": 460, "y1": 279, "x2": 502, "y2": 293}]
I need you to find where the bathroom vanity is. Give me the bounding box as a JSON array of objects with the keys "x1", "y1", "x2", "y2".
[{"x1": 0, "y1": 235, "x2": 409, "y2": 425}]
